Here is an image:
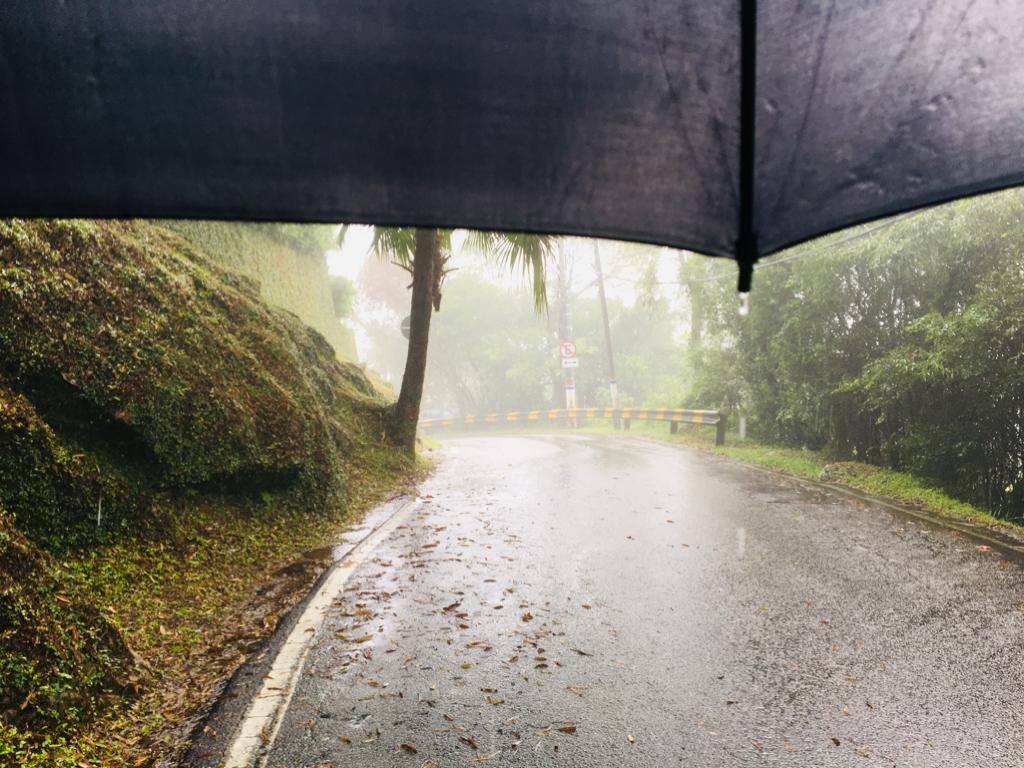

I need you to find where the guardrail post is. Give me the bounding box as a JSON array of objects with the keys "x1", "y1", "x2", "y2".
[
  {"x1": 670, "y1": 421, "x2": 678, "y2": 435},
  {"x1": 623, "y1": 418, "x2": 631, "y2": 431},
  {"x1": 715, "y1": 416, "x2": 726, "y2": 447}
]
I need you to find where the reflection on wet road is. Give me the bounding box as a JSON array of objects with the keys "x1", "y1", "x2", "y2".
[{"x1": 265, "y1": 435, "x2": 1024, "y2": 767}]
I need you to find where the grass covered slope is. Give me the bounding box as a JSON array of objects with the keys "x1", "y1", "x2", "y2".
[
  {"x1": 0, "y1": 219, "x2": 384, "y2": 548},
  {"x1": 0, "y1": 219, "x2": 409, "y2": 764},
  {"x1": 0, "y1": 508, "x2": 138, "y2": 729},
  {"x1": 159, "y1": 220, "x2": 358, "y2": 360}
]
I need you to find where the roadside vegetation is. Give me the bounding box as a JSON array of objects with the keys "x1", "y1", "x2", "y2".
[
  {"x1": 0, "y1": 219, "x2": 413, "y2": 765},
  {"x1": 679, "y1": 188, "x2": 1024, "y2": 523},
  {"x1": 160, "y1": 220, "x2": 359, "y2": 361}
]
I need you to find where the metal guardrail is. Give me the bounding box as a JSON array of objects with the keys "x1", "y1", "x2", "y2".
[{"x1": 419, "y1": 407, "x2": 726, "y2": 445}]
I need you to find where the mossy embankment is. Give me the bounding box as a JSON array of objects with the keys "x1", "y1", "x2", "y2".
[
  {"x1": 159, "y1": 220, "x2": 358, "y2": 361},
  {"x1": 0, "y1": 219, "x2": 412, "y2": 766}
]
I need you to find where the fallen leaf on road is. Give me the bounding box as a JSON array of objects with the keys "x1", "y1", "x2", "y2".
[
  {"x1": 831, "y1": 737, "x2": 841, "y2": 746},
  {"x1": 581, "y1": 603, "x2": 592, "y2": 609},
  {"x1": 399, "y1": 743, "x2": 418, "y2": 754},
  {"x1": 570, "y1": 648, "x2": 592, "y2": 656},
  {"x1": 521, "y1": 612, "x2": 534, "y2": 622},
  {"x1": 627, "y1": 734, "x2": 635, "y2": 744},
  {"x1": 459, "y1": 735, "x2": 479, "y2": 750},
  {"x1": 558, "y1": 725, "x2": 577, "y2": 734}
]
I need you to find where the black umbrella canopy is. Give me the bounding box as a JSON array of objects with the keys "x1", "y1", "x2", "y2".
[{"x1": 1, "y1": 1, "x2": 1022, "y2": 288}]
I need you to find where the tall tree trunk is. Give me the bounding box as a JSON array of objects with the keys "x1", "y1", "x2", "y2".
[{"x1": 389, "y1": 228, "x2": 438, "y2": 454}]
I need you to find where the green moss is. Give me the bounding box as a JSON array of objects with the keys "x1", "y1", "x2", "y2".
[
  {"x1": 0, "y1": 219, "x2": 390, "y2": 549},
  {"x1": 0, "y1": 723, "x2": 80, "y2": 768},
  {"x1": 0, "y1": 218, "x2": 412, "y2": 763},
  {"x1": 158, "y1": 221, "x2": 358, "y2": 360},
  {"x1": 0, "y1": 509, "x2": 137, "y2": 731}
]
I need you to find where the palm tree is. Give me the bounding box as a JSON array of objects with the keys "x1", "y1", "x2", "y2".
[{"x1": 371, "y1": 227, "x2": 552, "y2": 454}]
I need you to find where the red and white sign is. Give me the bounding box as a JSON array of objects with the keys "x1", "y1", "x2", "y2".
[{"x1": 559, "y1": 341, "x2": 577, "y2": 359}]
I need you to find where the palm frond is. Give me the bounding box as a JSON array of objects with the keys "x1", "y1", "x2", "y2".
[
  {"x1": 463, "y1": 230, "x2": 553, "y2": 313},
  {"x1": 371, "y1": 227, "x2": 455, "y2": 267},
  {"x1": 370, "y1": 227, "x2": 418, "y2": 265}
]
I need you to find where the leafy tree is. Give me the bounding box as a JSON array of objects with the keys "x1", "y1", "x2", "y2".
[
  {"x1": 423, "y1": 272, "x2": 686, "y2": 415},
  {"x1": 424, "y1": 275, "x2": 551, "y2": 416},
  {"x1": 328, "y1": 275, "x2": 356, "y2": 319},
  {"x1": 680, "y1": 187, "x2": 1024, "y2": 520}
]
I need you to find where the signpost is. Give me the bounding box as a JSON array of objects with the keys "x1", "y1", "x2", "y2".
[
  {"x1": 560, "y1": 340, "x2": 578, "y2": 367},
  {"x1": 560, "y1": 340, "x2": 578, "y2": 415},
  {"x1": 563, "y1": 379, "x2": 577, "y2": 408}
]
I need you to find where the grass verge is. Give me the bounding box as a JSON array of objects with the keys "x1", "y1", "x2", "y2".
[{"x1": 2, "y1": 444, "x2": 419, "y2": 768}]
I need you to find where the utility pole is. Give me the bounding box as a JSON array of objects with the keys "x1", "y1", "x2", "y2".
[
  {"x1": 556, "y1": 242, "x2": 577, "y2": 424},
  {"x1": 592, "y1": 242, "x2": 618, "y2": 424}
]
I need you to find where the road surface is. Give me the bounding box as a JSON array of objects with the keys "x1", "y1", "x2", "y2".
[{"x1": 203, "y1": 434, "x2": 1024, "y2": 767}]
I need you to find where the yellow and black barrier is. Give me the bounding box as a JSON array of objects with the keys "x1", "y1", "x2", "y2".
[{"x1": 420, "y1": 408, "x2": 726, "y2": 445}]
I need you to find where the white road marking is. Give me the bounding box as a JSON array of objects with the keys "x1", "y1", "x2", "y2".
[{"x1": 223, "y1": 498, "x2": 421, "y2": 767}]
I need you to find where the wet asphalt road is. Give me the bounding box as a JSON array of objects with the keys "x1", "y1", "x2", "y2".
[{"x1": 263, "y1": 435, "x2": 1024, "y2": 767}]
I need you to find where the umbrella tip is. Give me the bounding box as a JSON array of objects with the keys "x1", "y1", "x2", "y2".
[
  {"x1": 737, "y1": 259, "x2": 754, "y2": 293},
  {"x1": 735, "y1": 231, "x2": 758, "y2": 293}
]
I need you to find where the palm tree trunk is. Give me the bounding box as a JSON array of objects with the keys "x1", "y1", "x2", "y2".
[{"x1": 389, "y1": 228, "x2": 438, "y2": 453}]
